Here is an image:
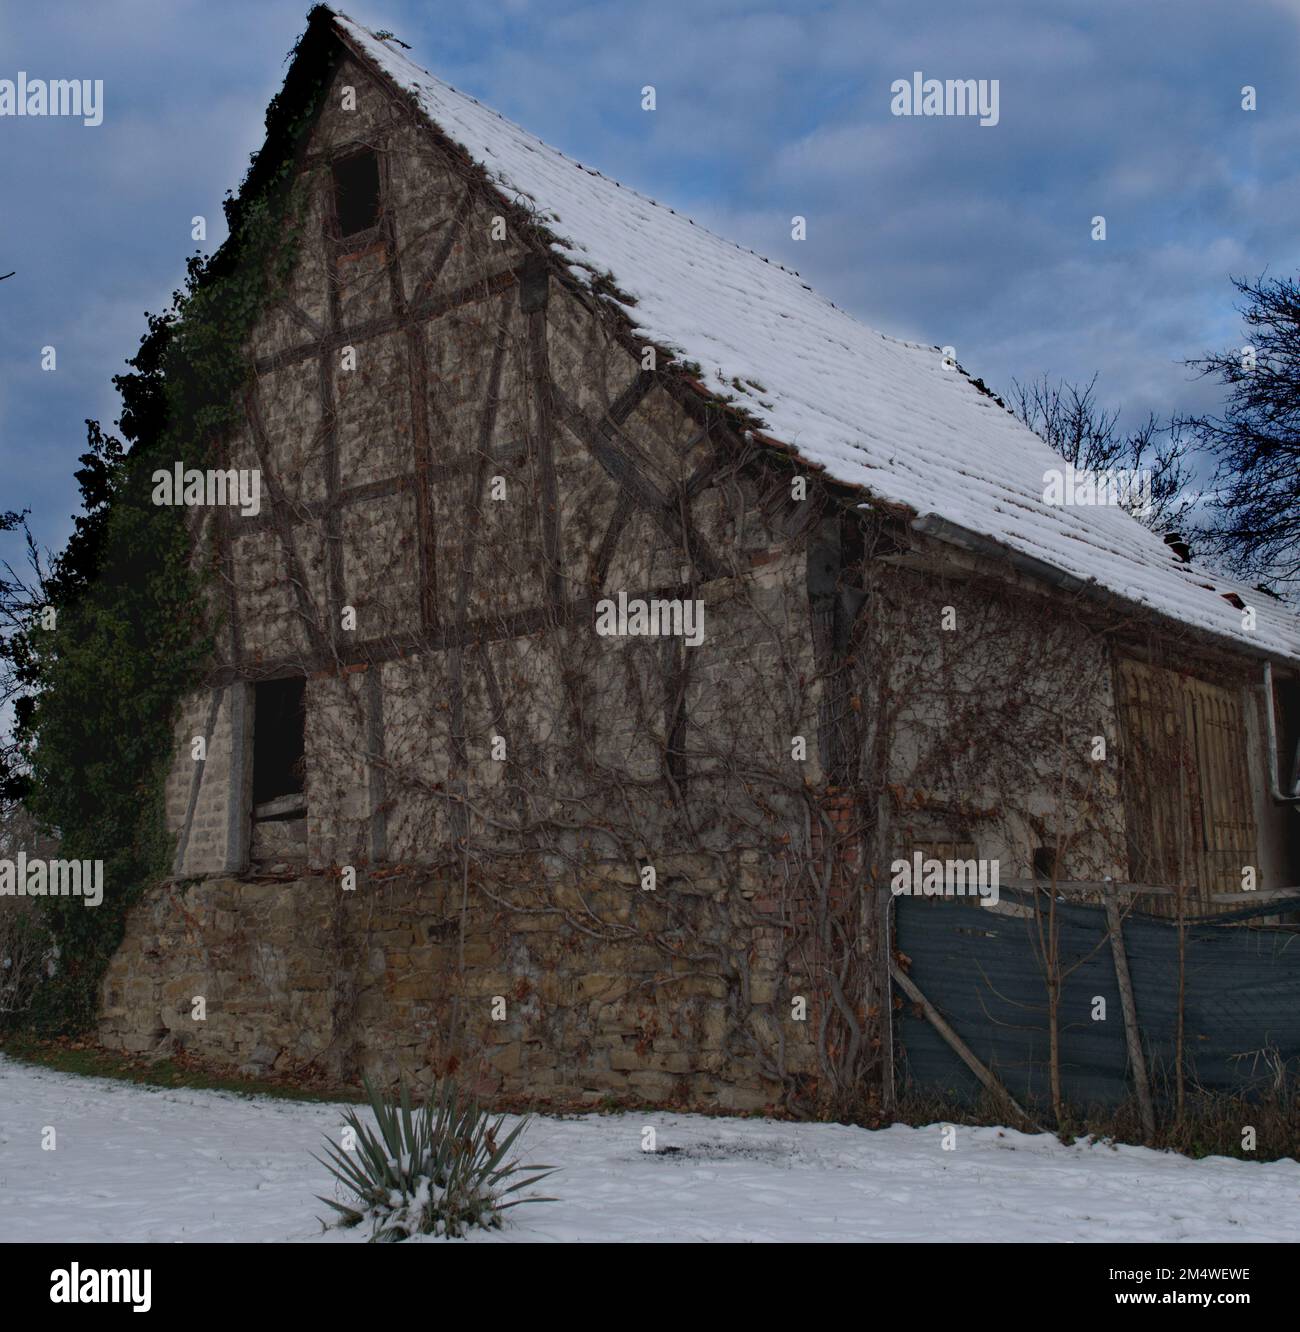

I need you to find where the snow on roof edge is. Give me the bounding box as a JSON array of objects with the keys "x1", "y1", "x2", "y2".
[{"x1": 328, "y1": 10, "x2": 1300, "y2": 667}]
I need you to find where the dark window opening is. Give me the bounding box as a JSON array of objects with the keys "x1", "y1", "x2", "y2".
[
  {"x1": 1032, "y1": 846, "x2": 1061, "y2": 883},
  {"x1": 1275, "y1": 676, "x2": 1300, "y2": 889},
  {"x1": 332, "y1": 149, "x2": 381, "y2": 238},
  {"x1": 253, "y1": 677, "x2": 306, "y2": 811},
  {"x1": 1278, "y1": 676, "x2": 1300, "y2": 797}
]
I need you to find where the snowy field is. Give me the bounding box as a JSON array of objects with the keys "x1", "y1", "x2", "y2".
[{"x1": 1, "y1": 1054, "x2": 1296, "y2": 1243}]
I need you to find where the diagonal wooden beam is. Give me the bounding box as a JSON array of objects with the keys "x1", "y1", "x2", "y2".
[
  {"x1": 550, "y1": 381, "x2": 724, "y2": 582},
  {"x1": 409, "y1": 187, "x2": 476, "y2": 308},
  {"x1": 283, "y1": 299, "x2": 324, "y2": 340},
  {"x1": 890, "y1": 958, "x2": 1038, "y2": 1130},
  {"x1": 591, "y1": 489, "x2": 636, "y2": 594}
]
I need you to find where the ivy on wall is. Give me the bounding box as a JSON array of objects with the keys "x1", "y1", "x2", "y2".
[{"x1": 7, "y1": 21, "x2": 337, "y2": 1033}]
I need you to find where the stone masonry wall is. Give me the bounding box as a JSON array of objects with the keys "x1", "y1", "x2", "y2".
[{"x1": 98, "y1": 864, "x2": 815, "y2": 1112}]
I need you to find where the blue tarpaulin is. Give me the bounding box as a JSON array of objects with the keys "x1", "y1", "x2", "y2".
[{"x1": 894, "y1": 893, "x2": 1300, "y2": 1107}]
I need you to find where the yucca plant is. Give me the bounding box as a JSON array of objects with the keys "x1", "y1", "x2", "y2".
[{"x1": 315, "y1": 1075, "x2": 556, "y2": 1241}]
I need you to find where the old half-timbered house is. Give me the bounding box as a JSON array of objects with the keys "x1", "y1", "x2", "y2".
[{"x1": 98, "y1": 7, "x2": 1300, "y2": 1114}]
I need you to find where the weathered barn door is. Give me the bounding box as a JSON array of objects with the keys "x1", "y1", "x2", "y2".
[{"x1": 1117, "y1": 658, "x2": 1257, "y2": 915}]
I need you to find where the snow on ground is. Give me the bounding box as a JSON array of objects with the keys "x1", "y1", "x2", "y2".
[{"x1": 1, "y1": 1054, "x2": 1295, "y2": 1243}]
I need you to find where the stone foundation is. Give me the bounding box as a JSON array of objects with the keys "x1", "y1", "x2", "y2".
[{"x1": 97, "y1": 869, "x2": 818, "y2": 1111}]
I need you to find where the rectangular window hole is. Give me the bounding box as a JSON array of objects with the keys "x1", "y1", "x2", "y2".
[
  {"x1": 332, "y1": 148, "x2": 381, "y2": 238},
  {"x1": 1033, "y1": 846, "x2": 1061, "y2": 882},
  {"x1": 253, "y1": 677, "x2": 306, "y2": 815}
]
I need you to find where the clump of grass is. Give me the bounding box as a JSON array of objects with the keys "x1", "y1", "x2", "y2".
[
  {"x1": 315, "y1": 1076, "x2": 555, "y2": 1241},
  {"x1": 891, "y1": 1074, "x2": 1300, "y2": 1162}
]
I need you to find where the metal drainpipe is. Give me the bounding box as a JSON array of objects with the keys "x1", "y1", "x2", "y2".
[{"x1": 1262, "y1": 661, "x2": 1300, "y2": 804}]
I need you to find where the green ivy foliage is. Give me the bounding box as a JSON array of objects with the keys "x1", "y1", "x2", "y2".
[{"x1": 9, "y1": 31, "x2": 332, "y2": 1033}]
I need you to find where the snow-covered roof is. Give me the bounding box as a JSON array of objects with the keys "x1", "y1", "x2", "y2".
[{"x1": 332, "y1": 12, "x2": 1299, "y2": 665}]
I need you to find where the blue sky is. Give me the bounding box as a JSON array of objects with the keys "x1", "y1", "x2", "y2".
[{"x1": 3, "y1": 0, "x2": 1300, "y2": 564}]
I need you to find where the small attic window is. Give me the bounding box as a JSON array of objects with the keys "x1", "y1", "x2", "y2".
[
  {"x1": 253, "y1": 677, "x2": 306, "y2": 811},
  {"x1": 332, "y1": 149, "x2": 381, "y2": 238}
]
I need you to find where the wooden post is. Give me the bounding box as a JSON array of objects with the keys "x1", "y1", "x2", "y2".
[
  {"x1": 877, "y1": 886, "x2": 896, "y2": 1114},
  {"x1": 1102, "y1": 884, "x2": 1156, "y2": 1141},
  {"x1": 889, "y1": 959, "x2": 1036, "y2": 1130},
  {"x1": 1175, "y1": 884, "x2": 1187, "y2": 1124}
]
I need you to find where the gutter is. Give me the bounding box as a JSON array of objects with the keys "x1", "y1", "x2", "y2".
[
  {"x1": 1262, "y1": 662, "x2": 1300, "y2": 804},
  {"x1": 910, "y1": 513, "x2": 1091, "y2": 596}
]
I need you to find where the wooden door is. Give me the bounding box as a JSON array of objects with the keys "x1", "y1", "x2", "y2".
[{"x1": 1116, "y1": 658, "x2": 1257, "y2": 915}]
